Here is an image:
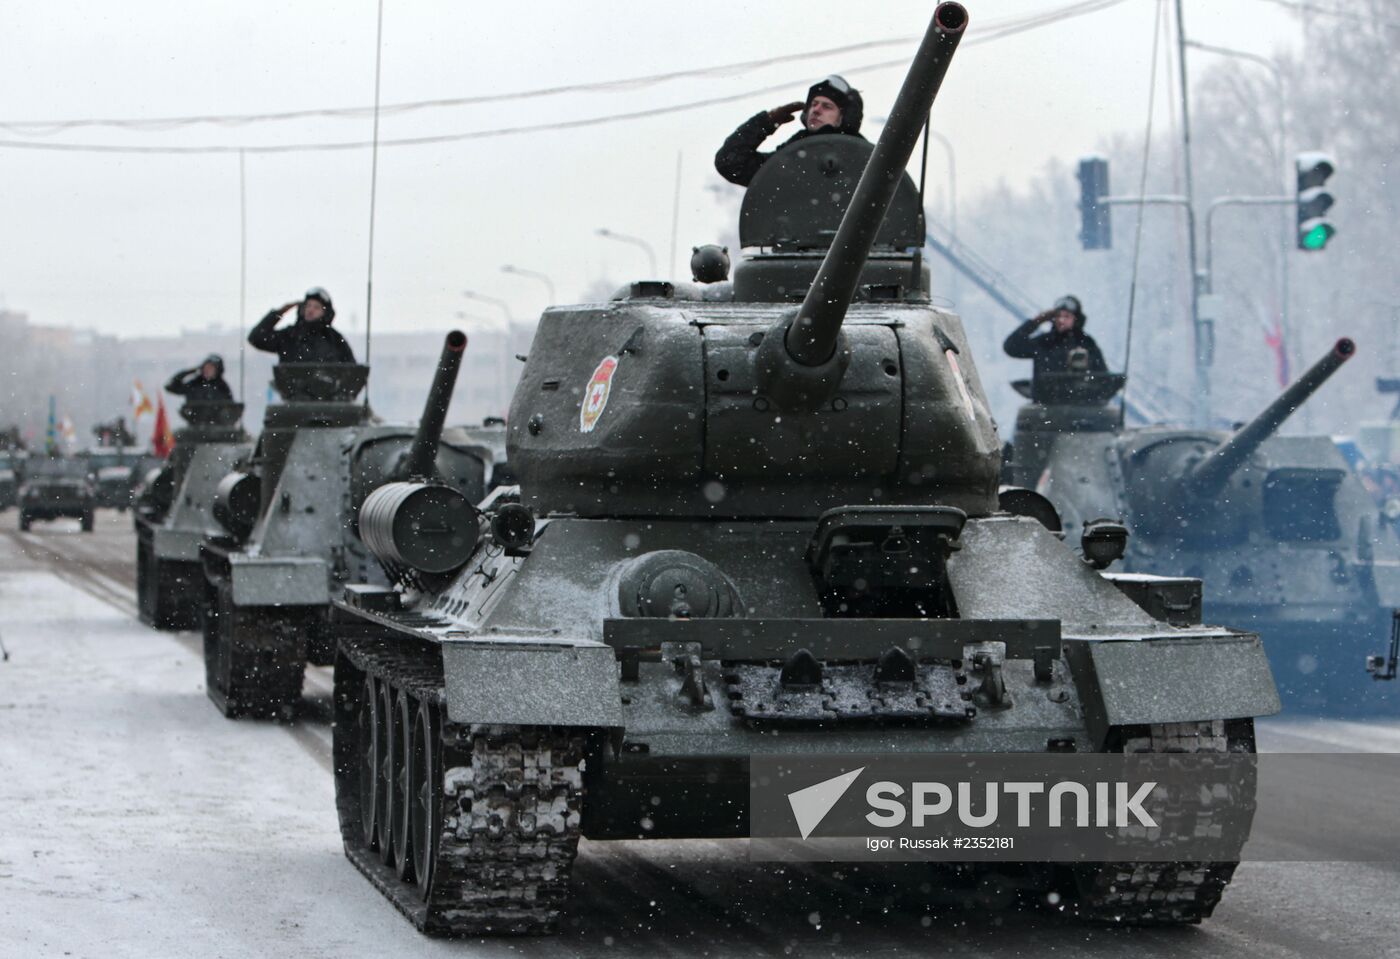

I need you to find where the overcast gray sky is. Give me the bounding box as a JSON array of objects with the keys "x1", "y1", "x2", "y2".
[{"x1": 0, "y1": 0, "x2": 1302, "y2": 340}]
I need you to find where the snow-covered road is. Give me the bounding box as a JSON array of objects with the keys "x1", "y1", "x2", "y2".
[{"x1": 1, "y1": 514, "x2": 1397, "y2": 958}]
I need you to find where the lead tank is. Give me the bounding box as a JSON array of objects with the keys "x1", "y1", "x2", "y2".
[
  {"x1": 200, "y1": 334, "x2": 495, "y2": 719},
  {"x1": 134, "y1": 400, "x2": 249, "y2": 629},
  {"x1": 1021, "y1": 341, "x2": 1400, "y2": 713},
  {"x1": 325, "y1": 4, "x2": 1279, "y2": 935}
]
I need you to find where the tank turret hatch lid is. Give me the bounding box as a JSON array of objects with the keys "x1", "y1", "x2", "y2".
[
  {"x1": 739, "y1": 136, "x2": 925, "y2": 251},
  {"x1": 272, "y1": 363, "x2": 369, "y2": 402},
  {"x1": 1014, "y1": 371, "x2": 1126, "y2": 405},
  {"x1": 179, "y1": 401, "x2": 245, "y2": 426}
]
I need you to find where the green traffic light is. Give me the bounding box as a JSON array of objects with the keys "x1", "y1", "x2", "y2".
[{"x1": 1300, "y1": 222, "x2": 1334, "y2": 250}]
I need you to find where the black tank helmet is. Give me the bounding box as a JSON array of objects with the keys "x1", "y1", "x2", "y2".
[
  {"x1": 298, "y1": 286, "x2": 337, "y2": 323},
  {"x1": 1054, "y1": 294, "x2": 1087, "y2": 332},
  {"x1": 202, "y1": 353, "x2": 225, "y2": 376},
  {"x1": 801, "y1": 74, "x2": 864, "y2": 135}
]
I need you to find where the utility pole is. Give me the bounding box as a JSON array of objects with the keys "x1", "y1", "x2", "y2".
[{"x1": 1174, "y1": 0, "x2": 1209, "y2": 426}]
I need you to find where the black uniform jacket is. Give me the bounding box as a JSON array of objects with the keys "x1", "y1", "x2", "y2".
[
  {"x1": 248, "y1": 311, "x2": 356, "y2": 364},
  {"x1": 1002, "y1": 320, "x2": 1108, "y2": 381},
  {"x1": 714, "y1": 111, "x2": 867, "y2": 187},
  {"x1": 164, "y1": 370, "x2": 234, "y2": 402}
]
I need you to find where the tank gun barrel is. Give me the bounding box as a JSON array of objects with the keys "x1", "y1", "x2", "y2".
[
  {"x1": 401, "y1": 330, "x2": 468, "y2": 479},
  {"x1": 784, "y1": 2, "x2": 967, "y2": 367},
  {"x1": 1182, "y1": 337, "x2": 1355, "y2": 499}
]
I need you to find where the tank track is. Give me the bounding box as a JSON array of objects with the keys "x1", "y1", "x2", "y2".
[
  {"x1": 203, "y1": 579, "x2": 306, "y2": 719},
  {"x1": 335, "y1": 635, "x2": 585, "y2": 936},
  {"x1": 1071, "y1": 719, "x2": 1254, "y2": 924}
]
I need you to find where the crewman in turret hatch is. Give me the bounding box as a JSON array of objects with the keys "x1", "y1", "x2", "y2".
[
  {"x1": 714, "y1": 75, "x2": 867, "y2": 187},
  {"x1": 1003, "y1": 295, "x2": 1107, "y2": 380},
  {"x1": 248, "y1": 287, "x2": 356, "y2": 364},
  {"x1": 165, "y1": 354, "x2": 234, "y2": 402}
]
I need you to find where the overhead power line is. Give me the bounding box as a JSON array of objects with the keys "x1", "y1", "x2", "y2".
[{"x1": 0, "y1": 0, "x2": 1130, "y2": 156}]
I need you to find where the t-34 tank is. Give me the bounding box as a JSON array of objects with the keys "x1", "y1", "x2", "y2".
[
  {"x1": 200, "y1": 333, "x2": 491, "y2": 719},
  {"x1": 326, "y1": 3, "x2": 1279, "y2": 935},
  {"x1": 1025, "y1": 340, "x2": 1400, "y2": 713},
  {"x1": 134, "y1": 400, "x2": 249, "y2": 629}
]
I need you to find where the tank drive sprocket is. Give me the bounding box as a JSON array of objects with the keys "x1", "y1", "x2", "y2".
[{"x1": 333, "y1": 635, "x2": 586, "y2": 936}]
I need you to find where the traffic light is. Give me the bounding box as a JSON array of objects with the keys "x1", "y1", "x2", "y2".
[
  {"x1": 1295, "y1": 152, "x2": 1336, "y2": 251},
  {"x1": 1078, "y1": 156, "x2": 1111, "y2": 250}
]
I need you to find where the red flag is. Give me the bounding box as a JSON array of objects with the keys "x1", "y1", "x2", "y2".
[
  {"x1": 1263, "y1": 318, "x2": 1290, "y2": 388},
  {"x1": 152, "y1": 394, "x2": 175, "y2": 458}
]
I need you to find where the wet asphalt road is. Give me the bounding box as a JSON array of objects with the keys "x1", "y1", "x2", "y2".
[{"x1": 0, "y1": 512, "x2": 1397, "y2": 959}]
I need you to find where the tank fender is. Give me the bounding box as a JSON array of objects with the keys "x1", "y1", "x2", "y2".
[
  {"x1": 441, "y1": 641, "x2": 622, "y2": 728},
  {"x1": 1065, "y1": 635, "x2": 1281, "y2": 749}
]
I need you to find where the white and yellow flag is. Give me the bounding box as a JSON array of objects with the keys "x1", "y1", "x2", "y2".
[{"x1": 131, "y1": 380, "x2": 154, "y2": 420}]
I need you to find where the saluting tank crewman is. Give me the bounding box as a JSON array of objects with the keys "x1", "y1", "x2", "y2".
[
  {"x1": 714, "y1": 74, "x2": 867, "y2": 187},
  {"x1": 164, "y1": 354, "x2": 234, "y2": 402},
  {"x1": 1003, "y1": 295, "x2": 1108, "y2": 380},
  {"x1": 247, "y1": 287, "x2": 356, "y2": 364}
]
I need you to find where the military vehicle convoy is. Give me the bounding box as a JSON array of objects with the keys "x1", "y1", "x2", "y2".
[
  {"x1": 134, "y1": 400, "x2": 250, "y2": 630},
  {"x1": 17, "y1": 454, "x2": 97, "y2": 531},
  {"x1": 200, "y1": 333, "x2": 494, "y2": 719},
  {"x1": 324, "y1": 3, "x2": 1279, "y2": 935},
  {"x1": 84, "y1": 445, "x2": 149, "y2": 510},
  {"x1": 1014, "y1": 341, "x2": 1400, "y2": 713}
]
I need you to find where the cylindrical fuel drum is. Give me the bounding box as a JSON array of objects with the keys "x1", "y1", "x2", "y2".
[
  {"x1": 212, "y1": 470, "x2": 262, "y2": 541},
  {"x1": 358, "y1": 481, "x2": 480, "y2": 574}
]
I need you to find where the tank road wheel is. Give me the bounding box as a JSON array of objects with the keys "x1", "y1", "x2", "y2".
[
  {"x1": 333, "y1": 636, "x2": 587, "y2": 936},
  {"x1": 1069, "y1": 720, "x2": 1255, "y2": 925},
  {"x1": 358, "y1": 674, "x2": 383, "y2": 849},
  {"x1": 393, "y1": 689, "x2": 417, "y2": 883},
  {"x1": 203, "y1": 579, "x2": 305, "y2": 720},
  {"x1": 376, "y1": 677, "x2": 398, "y2": 866},
  {"x1": 410, "y1": 699, "x2": 440, "y2": 899}
]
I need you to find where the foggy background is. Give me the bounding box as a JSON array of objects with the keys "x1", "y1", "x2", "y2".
[{"x1": 0, "y1": 0, "x2": 1392, "y2": 445}]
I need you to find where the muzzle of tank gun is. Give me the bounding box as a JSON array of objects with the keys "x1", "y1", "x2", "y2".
[
  {"x1": 757, "y1": 2, "x2": 967, "y2": 410},
  {"x1": 400, "y1": 330, "x2": 467, "y2": 480},
  {"x1": 1181, "y1": 337, "x2": 1356, "y2": 500}
]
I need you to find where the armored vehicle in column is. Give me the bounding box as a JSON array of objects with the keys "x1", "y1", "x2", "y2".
[
  {"x1": 324, "y1": 3, "x2": 1280, "y2": 936},
  {"x1": 201, "y1": 332, "x2": 492, "y2": 719},
  {"x1": 18, "y1": 454, "x2": 97, "y2": 532},
  {"x1": 1022, "y1": 341, "x2": 1400, "y2": 712},
  {"x1": 134, "y1": 401, "x2": 249, "y2": 630},
  {"x1": 0, "y1": 449, "x2": 23, "y2": 512}
]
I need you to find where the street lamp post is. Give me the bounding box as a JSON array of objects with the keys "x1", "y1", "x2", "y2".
[
  {"x1": 596, "y1": 227, "x2": 658, "y2": 278},
  {"x1": 500, "y1": 264, "x2": 556, "y2": 305},
  {"x1": 1184, "y1": 40, "x2": 1293, "y2": 403},
  {"x1": 462, "y1": 291, "x2": 516, "y2": 414}
]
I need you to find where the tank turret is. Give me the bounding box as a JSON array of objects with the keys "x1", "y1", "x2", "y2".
[
  {"x1": 758, "y1": 2, "x2": 966, "y2": 408},
  {"x1": 508, "y1": 2, "x2": 998, "y2": 520},
  {"x1": 1180, "y1": 337, "x2": 1354, "y2": 499},
  {"x1": 1123, "y1": 339, "x2": 1355, "y2": 540}
]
